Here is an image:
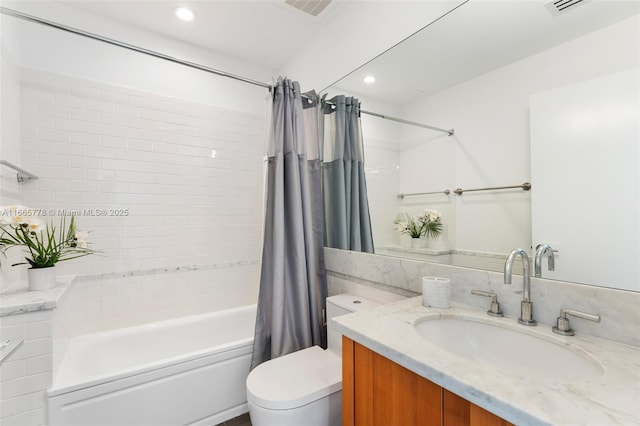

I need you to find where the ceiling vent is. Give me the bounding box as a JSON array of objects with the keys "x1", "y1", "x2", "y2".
[
  {"x1": 545, "y1": 0, "x2": 590, "y2": 16},
  {"x1": 284, "y1": 0, "x2": 333, "y2": 17}
]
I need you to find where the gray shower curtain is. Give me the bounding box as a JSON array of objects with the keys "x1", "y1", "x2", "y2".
[
  {"x1": 251, "y1": 78, "x2": 327, "y2": 369},
  {"x1": 322, "y1": 95, "x2": 374, "y2": 252}
]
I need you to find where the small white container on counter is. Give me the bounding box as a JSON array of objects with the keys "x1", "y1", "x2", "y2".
[{"x1": 422, "y1": 277, "x2": 451, "y2": 308}]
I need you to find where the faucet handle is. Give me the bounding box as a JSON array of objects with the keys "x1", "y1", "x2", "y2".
[
  {"x1": 471, "y1": 290, "x2": 503, "y2": 317},
  {"x1": 552, "y1": 308, "x2": 601, "y2": 336}
]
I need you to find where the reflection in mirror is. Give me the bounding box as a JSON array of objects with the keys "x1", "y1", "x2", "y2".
[{"x1": 324, "y1": 0, "x2": 639, "y2": 290}]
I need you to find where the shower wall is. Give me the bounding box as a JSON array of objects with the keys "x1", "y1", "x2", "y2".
[
  {"x1": 1, "y1": 65, "x2": 267, "y2": 426},
  {"x1": 1, "y1": 9, "x2": 274, "y2": 292},
  {"x1": 0, "y1": 17, "x2": 23, "y2": 292},
  {"x1": 18, "y1": 68, "x2": 265, "y2": 278}
]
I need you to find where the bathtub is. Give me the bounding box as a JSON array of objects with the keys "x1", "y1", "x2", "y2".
[{"x1": 47, "y1": 304, "x2": 257, "y2": 426}]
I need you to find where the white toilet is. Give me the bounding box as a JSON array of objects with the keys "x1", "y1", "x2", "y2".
[{"x1": 246, "y1": 294, "x2": 378, "y2": 426}]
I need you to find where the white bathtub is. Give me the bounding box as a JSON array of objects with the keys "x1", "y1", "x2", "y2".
[{"x1": 47, "y1": 304, "x2": 257, "y2": 426}]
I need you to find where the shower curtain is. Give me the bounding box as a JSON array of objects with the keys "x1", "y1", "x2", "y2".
[
  {"x1": 251, "y1": 78, "x2": 327, "y2": 369},
  {"x1": 322, "y1": 95, "x2": 374, "y2": 252}
]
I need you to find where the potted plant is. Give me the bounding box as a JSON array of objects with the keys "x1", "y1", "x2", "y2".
[
  {"x1": 394, "y1": 209, "x2": 443, "y2": 249},
  {"x1": 0, "y1": 205, "x2": 95, "y2": 290}
]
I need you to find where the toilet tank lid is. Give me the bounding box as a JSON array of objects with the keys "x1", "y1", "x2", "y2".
[
  {"x1": 326, "y1": 294, "x2": 380, "y2": 312},
  {"x1": 246, "y1": 346, "x2": 342, "y2": 410}
]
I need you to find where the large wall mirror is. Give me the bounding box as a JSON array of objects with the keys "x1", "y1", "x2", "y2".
[{"x1": 323, "y1": 0, "x2": 639, "y2": 292}]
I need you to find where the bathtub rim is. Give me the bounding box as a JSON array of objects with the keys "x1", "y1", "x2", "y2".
[{"x1": 49, "y1": 304, "x2": 257, "y2": 396}]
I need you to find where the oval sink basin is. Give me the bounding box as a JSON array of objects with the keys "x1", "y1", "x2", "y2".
[{"x1": 414, "y1": 317, "x2": 603, "y2": 382}]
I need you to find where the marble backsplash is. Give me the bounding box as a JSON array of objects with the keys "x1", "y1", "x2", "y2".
[{"x1": 324, "y1": 248, "x2": 640, "y2": 347}]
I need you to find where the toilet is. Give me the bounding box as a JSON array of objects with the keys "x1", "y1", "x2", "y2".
[{"x1": 246, "y1": 294, "x2": 378, "y2": 426}]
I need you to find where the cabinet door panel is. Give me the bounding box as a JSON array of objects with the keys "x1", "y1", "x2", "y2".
[
  {"x1": 470, "y1": 404, "x2": 512, "y2": 426},
  {"x1": 444, "y1": 389, "x2": 470, "y2": 426},
  {"x1": 371, "y1": 349, "x2": 394, "y2": 425},
  {"x1": 392, "y1": 361, "x2": 442, "y2": 425},
  {"x1": 353, "y1": 341, "x2": 441, "y2": 426},
  {"x1": 445, "y1": 389, "x2": 513, "y2": 426}
]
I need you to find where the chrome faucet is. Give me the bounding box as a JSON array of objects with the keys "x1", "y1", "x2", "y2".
[
  {"x1": 504, "y1": 248, "x2": 536, "y2": 326},
  {"x1": 534, "y1": 244, "x2": 555, "y2": 277}
]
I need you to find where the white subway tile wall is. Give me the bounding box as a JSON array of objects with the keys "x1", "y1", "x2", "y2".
[
  {"x1": 362, "y1": 139, "x2": 401, "y2": 249},
  {"x1": 0, "y1": 310, "x2": 53, "y2": 426},
  {"x1": 363, "y1": 134, "x2": 456, "y2": 252},
  {"x1": 18, "y1": 68, "x2": 266, "y2": 278},
  {"x1": 0, "y1": 43, "x2": 25, "y2": 293},
  {"x1": 1, "y1": 68, "x2": 266, "y2": 426},
  {"x1": 53, "y1": 265, "x2": 260, "y2": 340}
]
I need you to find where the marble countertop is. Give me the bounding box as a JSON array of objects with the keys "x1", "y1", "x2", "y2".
[
  {"x1": 332, "y1": 296, "x2": 640, "y2": 425},
  {"x1": 0, "y1": 275, "x2": 75, "y2": 316}
]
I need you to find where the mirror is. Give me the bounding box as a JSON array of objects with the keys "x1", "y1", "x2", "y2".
[{"x1": 323, "y1": 0, "x2": 639, "y2": 291}]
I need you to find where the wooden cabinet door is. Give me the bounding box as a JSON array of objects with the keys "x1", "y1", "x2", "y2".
[
  {"x1": 343, "y1": 337, "x2": 442, "y2": 426},
  {"x1": 444, "y1": 389, "x2": 513, "y2": 426}
]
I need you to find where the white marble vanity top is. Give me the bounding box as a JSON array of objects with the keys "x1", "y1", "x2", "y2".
[{"x1": 331, "y1": 296, "x2": 640, "y2": 426}]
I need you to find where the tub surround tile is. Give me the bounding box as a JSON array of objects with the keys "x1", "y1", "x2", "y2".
[
  {"x1": 1, "y1": 260, "x2": 260, "y2": 319},
  {"x1": 73, "y1": 259, "x2": 259, "y2": 283},
  {"x1": 325, "y1": 248, "x2": 640, "y2": 347},
  {"x1": 0, "y1": 340, "x2": 24, "y2": 366},
  {"x1": 0, "y1": 310, "x2": 53, "y2": 426},
  {"x1": 332, "y1": 297, "x2": 640, "y2": 426},
  {"x1": 53, "y1": 262, "x2": 260, "y2": 340}
]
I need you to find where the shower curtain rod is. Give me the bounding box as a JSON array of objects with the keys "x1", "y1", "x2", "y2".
[
  {"x1": 0, "y1": 7, "x2": 271, "y2": 89},
  {"x1": 309, "y1": 95, "x2": 454, "y2": 135},
  {"x1": 359, "y1": 110, "x2": 454, "y2": 135},
  {"x1": 2, "y1": 7, "x2": 454, "y2": 135}
]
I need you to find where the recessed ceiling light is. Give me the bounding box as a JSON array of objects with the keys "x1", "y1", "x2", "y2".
[
  {"x1": 175, "y1": 7, "x2": 195, "y2": 22},
  {"x1": 363, "y1": 75, "x2": 376, "y2": 84}
]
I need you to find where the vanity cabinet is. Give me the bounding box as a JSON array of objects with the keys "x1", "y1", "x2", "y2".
[{"x1": 342, "y1": 337, "x2": 512, "y2": 426}]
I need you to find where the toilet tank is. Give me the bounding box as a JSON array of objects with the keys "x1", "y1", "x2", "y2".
[{"x1": 326, "y1": 294, "x2": 379, "y2": 355}]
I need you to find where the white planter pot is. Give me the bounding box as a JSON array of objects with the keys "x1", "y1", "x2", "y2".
[
  {"x1": 411, "y1": 238, "x2": 422, "y2": 249},
  {"x1": 27, "y1": 266, "x2": 56, "y2": 291}
]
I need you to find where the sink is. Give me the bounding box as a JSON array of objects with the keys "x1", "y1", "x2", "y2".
[{"x1": 414, "y1": 317, "x2": 604, "y2": 382}]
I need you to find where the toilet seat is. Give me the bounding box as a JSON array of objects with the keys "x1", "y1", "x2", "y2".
[{"x1": 246, "y1": 346, "x2": 342, "y2": 410}]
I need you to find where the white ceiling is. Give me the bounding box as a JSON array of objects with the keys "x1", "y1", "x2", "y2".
[
  {"x1": 332, "y1": 0, "x2": 640, "y2": 105},
  {"x1": 57, "y1": 0, "x2": 347, "y2": 70},
  {"x1": 10, "y1": 0, "x2": 639, "y2": 105}
]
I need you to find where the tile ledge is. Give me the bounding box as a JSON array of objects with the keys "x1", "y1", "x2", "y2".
[{"x1": 0, "y1": 275, "x2": 75, "y2": 317}]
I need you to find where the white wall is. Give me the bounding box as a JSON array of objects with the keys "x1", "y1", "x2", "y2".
[
  {"x1": 0, "y1": 310, "x2": 53, "y2": 426},
  {"x1": 395, "y1": 15, "x2": 639, "y2": 255},
  {"x1": 19, "y1": 68, "x2": 265, "y2": 278},
  {"x1": 0, "y1": 14, "x2": 25, "y2": 293},
  {"x1": 5, "y1": 1, "x2": 273, "y2": 114},
  {"x1": 397, "y1": 127, "x2": 456, "y2": 251},
  {"x1": 531, "y1": 68, "x2": 639, "y2": 291},
  {"x1": 0, "y1": 0, "x2": 275, "y2": 282}
]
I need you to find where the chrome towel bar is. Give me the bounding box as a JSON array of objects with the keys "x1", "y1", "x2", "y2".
[
  {"x1": 0, "y1": 160, "x2": 39, "y2": 182},
  {"x1": 454, "y1": 182, "x2": 531, "y2": 195},
  {"x1": 398, "y1": 190, "x2": 451, "y2": 199}
]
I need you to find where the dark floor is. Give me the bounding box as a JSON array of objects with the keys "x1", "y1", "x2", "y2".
[{"x1": 215, "y1": 413, "x2": 252, "y2": 426}]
